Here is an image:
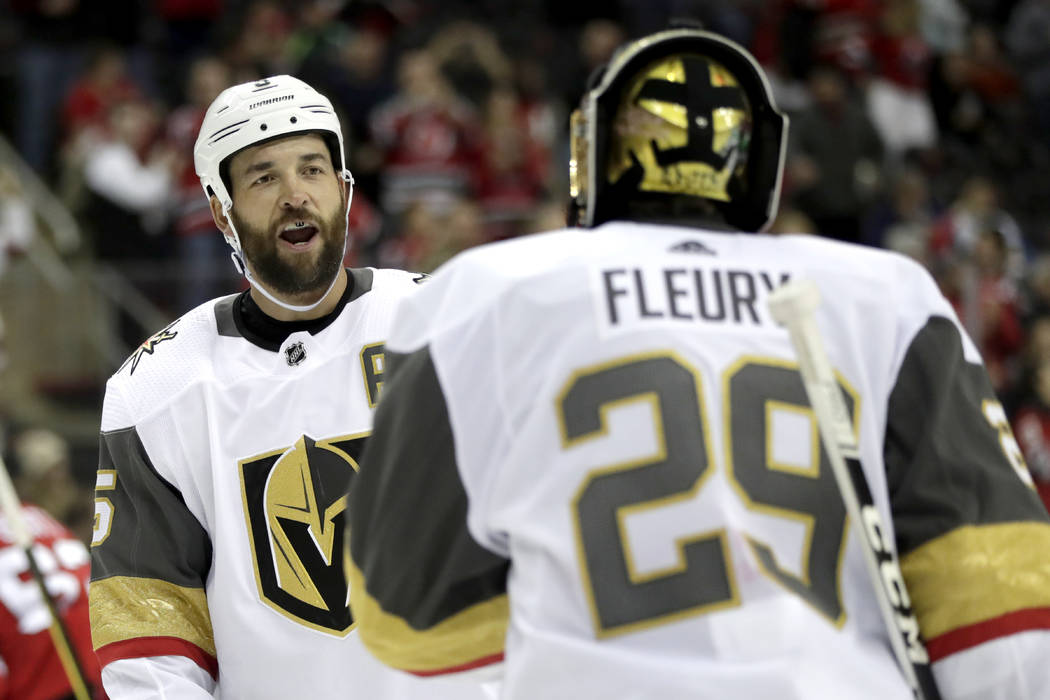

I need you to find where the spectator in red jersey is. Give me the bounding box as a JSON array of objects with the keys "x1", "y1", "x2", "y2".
[
  {"x1": 165, "y1": 56, "x2": 238, "y2": 313},
  {"x1": 966, "y1": 23, "x2": 1022, "y2": 105},
  {"x1": 929, "y1": 176, "x2": 1025, "y2": 280},
  {"x1": 60, "y1": 45, "x2": 140, "y2": 157},
  {"x1": 867, "y1": 0, "x2": 937, "y2": 155},
  {"x1": 510, "y1": 55, "x2": 560, "y2": 173},
  {"x1": 811, "y1": 0, "x2": 882, "y2": 76},
  {"x1": 370, "y1": 48, "x2": 482, "y2": 215},
  {"x1": 80, "y1": 98, "x2": 180, "y2": 261},
  {"x1": 751, "y1": 0, "x2": 880, "y2": 82},
  {"x1": 80, "y1": 98, "x2": 181, "y2": 349},
  {"x1": 0, "y1": 503, "x2": 106, "y2": 700},
  {"x1": 474, "y1": 87, "x2": 549, "y2": 241},
  {"x1": 959, "y1": 227, "x2": 1025, "y2": 394}
]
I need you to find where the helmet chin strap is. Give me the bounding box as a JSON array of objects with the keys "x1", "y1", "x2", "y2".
[{"x1": 224, "y1": 172, "x2": 354, "y2": 315}]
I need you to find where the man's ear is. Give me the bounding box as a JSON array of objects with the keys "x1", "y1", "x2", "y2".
[{"x1": 209, "y1": 196, "x2": 230, "y2": 234}]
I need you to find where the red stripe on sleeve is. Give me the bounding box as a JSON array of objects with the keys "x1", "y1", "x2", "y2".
[
  {"x1": 96, "y1": 636, "x2": 218, "y2": 679},
  {"x1": 927, "y1": 607, "x2": 1050, "y2": 662},
  {"x1": 408, "y1": 652, "x2": 504, "y2": 677}
]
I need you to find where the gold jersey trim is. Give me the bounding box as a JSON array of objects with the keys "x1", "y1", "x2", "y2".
[
  {"x1": 90, "y1": 576, "x2": 215, "y2": 656},
  {"x1": 901, "y1": 521, "x2": 1050, "y2": 639},
  {"x1": 346, "y1": 555, "x2": 508, "y2": 673}
]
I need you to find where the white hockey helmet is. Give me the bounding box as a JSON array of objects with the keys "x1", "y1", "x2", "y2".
[
  {"x1": 194, "y1": 74, "x2": 353, "y2": 213},
  {"x1": 193, "y1": 75, "x2": 355, "y2": 313}
]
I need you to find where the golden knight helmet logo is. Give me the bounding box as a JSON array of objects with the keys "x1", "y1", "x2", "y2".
[{"x1": 240, "y1": 433, "x2": 367, "y2": 635}]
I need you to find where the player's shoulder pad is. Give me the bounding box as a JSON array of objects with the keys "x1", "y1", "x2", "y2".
[
  {"x1": 383, "y1": 230, "x2": 593, "y2": 354},
  {"x1": 835, "y1": 241, "x2": 974, "y2": 357},
  {"x1": 776, "y1": 233, "x2": 944, "y2": 307},
  {"x1": 104, "y1": 299, "x2": 226, "y2": 425},
  {"x1": 366, "y1": 267, "x2": 432, "y2": 295},
  {"x1": 779, "y1": 234, "x2": 979, "y2": 362}
]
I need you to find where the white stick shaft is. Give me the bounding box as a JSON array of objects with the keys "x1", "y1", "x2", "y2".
[
  {"x1": 769, "y1": 279, "x2": 934, "y2": 699},
  {"x1": 0, "y1": 454, "x2": 32, "y2": 548}
]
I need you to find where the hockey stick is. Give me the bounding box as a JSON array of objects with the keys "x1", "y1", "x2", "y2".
[
  {"x1": 0, "y1": 454, "x2": 93, "y2": 700},
  {"x1": 767, "y1": 279, "x2": 941, "y2": 700}
]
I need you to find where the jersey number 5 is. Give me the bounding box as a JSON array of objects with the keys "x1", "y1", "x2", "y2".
[
  {"x1": 92, "y1": 470, "x2": 117, "y2": 547},
  {"x1": 558, "y1": 352, "x2": 855, "y2": 638}
]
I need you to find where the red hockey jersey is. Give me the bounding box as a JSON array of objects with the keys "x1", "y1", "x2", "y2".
[{"x1": 0, "y1": 505, "x2": 103, "y2": 700}]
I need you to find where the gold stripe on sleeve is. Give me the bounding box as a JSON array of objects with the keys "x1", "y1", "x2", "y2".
[
  {"x1": 90, "y1": 576, "x2": 216, "y2": 656},
  {"x1": 347, "y1": 557, "x2": 508, "y2": 674},
  {"x1": 901, "y1": 521, "x2": 1050, "y2": 639}
]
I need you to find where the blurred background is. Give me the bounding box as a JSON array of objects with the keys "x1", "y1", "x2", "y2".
[{"x1": 2, "y1": 0, "x2": 1050, "y2": 534}]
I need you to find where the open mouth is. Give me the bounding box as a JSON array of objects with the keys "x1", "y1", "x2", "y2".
[{"x1": 279, "y1": 220, "x2": 319, "y2": 246}]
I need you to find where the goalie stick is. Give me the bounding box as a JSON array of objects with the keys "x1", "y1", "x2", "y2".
[
  {"x1": 767, "y1": 279, "x2": 941, "y2": 700},
  {"x1": 0, "y1": 453, "x2": 92, "y2": 700}
]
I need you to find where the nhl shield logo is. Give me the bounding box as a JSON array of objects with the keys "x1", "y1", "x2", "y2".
[{"x1": 285, "y1": 341, "x2": 307, "y2": 366}]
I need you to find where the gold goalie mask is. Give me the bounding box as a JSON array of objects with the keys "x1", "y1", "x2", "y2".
[{"x1": 569, "y1": 29, "x2": 788, "y2": 231}]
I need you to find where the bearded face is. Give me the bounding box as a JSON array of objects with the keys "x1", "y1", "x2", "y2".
[
  {"x1": 232, "y1": 195, "x2": 346, "y2": 298},
  {"x1": 223, "y1": 133, "x2": 349, "y2": 303}
]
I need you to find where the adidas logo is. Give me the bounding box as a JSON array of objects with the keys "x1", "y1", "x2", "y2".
[{"x1": 668, "y1": 240, "x2": 716, "y2": 255}]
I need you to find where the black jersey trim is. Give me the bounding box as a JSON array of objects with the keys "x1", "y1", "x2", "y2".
[
  {"x1": 884, "y1": 315, "x2": 1049, "y2": 556},
  {"x1": 349, "y1": 346, "x2": 510, "y2": 630},
  {"x1": 213, "y1": 268, "x2": 374, "y2": 351},
  {"x1": 214, "y1": 294, "x2": 239, "y2": 338},
  {"x1": 347, "y1": 556, "x2": 508, "y2": 675},
  {"x1": 92, "y1": 426, "x2": 213, "y2": 586}
]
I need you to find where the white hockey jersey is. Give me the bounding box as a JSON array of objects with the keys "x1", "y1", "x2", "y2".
[
  {"x1": 347, "y1": 224, "x2": 1050, "y2": 700},
  {"x1": 90, "y1": 267, "x2": 495, "y2": 699}
]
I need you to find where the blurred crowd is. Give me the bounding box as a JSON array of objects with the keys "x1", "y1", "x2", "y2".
[{"x1": 3, "y1": 0, "x2": 1050, "y2": 515}]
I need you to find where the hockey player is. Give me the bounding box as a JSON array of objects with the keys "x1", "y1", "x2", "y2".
[
  {"x1": 346, "y1": 29, "x2": 1050, "y2": 699},
  {"x1": 88, "y1": 75, "x2": 494, "y2": 699},
  {"x1": 1, "y1": 504, "x2": 103, "y2": 700}
]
